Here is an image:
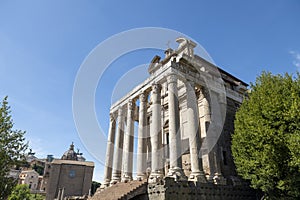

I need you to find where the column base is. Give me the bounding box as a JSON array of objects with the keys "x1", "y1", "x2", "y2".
[
  {"x1": 167, "y1": 167, "x2": 187, "y2": 181},
  {"x1": 110, "y1": 175, "x2": 121, "y2": 185},
  {"x1": 188, "y1": 171, "x2": 207, "y2": 183},
  {"x1": 213, "y1": 173, "x2": 227, "y2": 185},
  {"x1": 101, "y1": 180, "x2": 111, "y2": 188},
  {"x1": 206, "y1": 174, "x2": 214, "y2": 183},
  {"x1": 136, "y1": 173, "x2": 147, "y2": 181},
  {"x1": 148, "y1": 171, "x2": 164, "y2": 183},
  {"x1": 121, "y1": 173, "x2": 132, "y2": 183}
]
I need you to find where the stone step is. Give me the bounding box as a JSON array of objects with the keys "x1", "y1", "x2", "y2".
[{"x1": 90, "y1": 180, "x2": 147, "y2": 200}]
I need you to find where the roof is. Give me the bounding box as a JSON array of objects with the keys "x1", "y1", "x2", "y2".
[
  {"x1": 51, "y1": 159, "x2": 94, "y2": 167},
  {"x1": 61, "y1": 142, "x2": 78, "y2": 161}
]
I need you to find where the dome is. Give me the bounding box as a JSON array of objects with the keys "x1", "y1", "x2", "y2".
[
  {"x1": 61, "y1": 143, "x2": 78, "y2": 161},
  {"x1": 77, "y1": 154, "x2": 86, "y2": 162}
]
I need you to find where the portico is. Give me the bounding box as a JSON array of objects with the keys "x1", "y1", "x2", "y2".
[{"x1": 102, "y1": 37, "x2": 248, "y2": 187}]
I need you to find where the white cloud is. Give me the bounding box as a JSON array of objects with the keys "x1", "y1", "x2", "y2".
[{"x1": 289, "y1": 50, "x2": 300, "y2": 70}]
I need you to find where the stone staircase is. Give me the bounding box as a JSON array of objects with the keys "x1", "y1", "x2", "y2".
[{"x1": 90, "y1": 180, "x2": 148, "y2": 200}]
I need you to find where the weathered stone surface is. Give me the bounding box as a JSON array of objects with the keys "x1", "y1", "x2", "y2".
[
  {"x1": 101, "y1": 37, "x2": 252, "y2": 199},
  {"x1": 90, "y1": 180, "x2": 148, "y2": 200},
  {"x1": 148, "y1": 178, "x2": 257, "y2": 200},
  {"x1": 45, "y1": 159, "x2": 94, "y2": 200}
]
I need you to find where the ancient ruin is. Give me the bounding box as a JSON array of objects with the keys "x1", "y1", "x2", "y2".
[{"x1": 92, "y1": 38, "x2": 257, "y2": 200}]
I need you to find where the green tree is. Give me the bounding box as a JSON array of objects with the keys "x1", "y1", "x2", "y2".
[
  {"x1": 8, "y1": 184, "x2": 31, "y2": 200},
  {"x1": 0, "y1": 97, "x2": 28, "y2": 199},
  {"x1": 8, "y1": 184, "x2": 45, "y2": 200},
  {"x1": 232, "y1": 72, "x2": 300, "y2": 199},
  {"x1": 32, "y1": 164, "x2": 44, "y2": 176},
  {"x1": 91, "y1": 181, "x2": 101, "y2": 195}
]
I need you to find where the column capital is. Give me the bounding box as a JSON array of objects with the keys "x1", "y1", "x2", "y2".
[
  {"x1": 127, "y1": 99, "x2": 134, "y2": 111},
  {"x1": 151, "y1": 83, "x2": 161, "y2": 94},
  {"x1": 109, "y1": 112, "x2": 116, "y2": 122},
  {"x1": 117, "y1": 107, "x2": 124, "y2": 116},
  {"x1": 166, "y1": 73, "x2": 178, "y2": 84},
  {"x1": 139, "y1": 91, "x2": 147, "y2": 102}
]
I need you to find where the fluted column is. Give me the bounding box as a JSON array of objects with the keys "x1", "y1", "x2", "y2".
[
  {"x1": 136, "y1": 92, "x2": 147, "y2": 180},
  {"x1": 103, "y1": 113, "x2": 116, "y2": 187},
  {"x1": 149, "y1": 83, "x2": 164, "y2": 183},
  {"x1": 121, "y1": 100, "x2": 134, "y2": 182},
  {"x1": 186, "y1": 80, "x2": 206, "y2": 182},
  {"x1": 166, "y1": 74, "x2": 186, "y2": 180},
  {"x1": 111, "y1": 107, "x2": 124, "y2": 184}
]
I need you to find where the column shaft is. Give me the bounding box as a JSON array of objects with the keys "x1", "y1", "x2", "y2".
[
  {"x1": 199, "y1": 88, "x2": 216, "y2": 180},
  {"x1": 103, "y1": 113, "x2": 116, "y2": 186},
  {"x1": 166, "y1": 74, "x2": 187, "y2": 180},
  {"x1": 111, "y1": 108, "x2": 124, "y2": 184},
  {"x1": 137, "y1": 92, "x2": 147, "y2": 180},
  {"x1": 186, "y1": 80, "x2": 206, "y2": 182},
  {"x1": 167, "y1": 74, "x2": 182, "y2": 168},
  {"x1": 146, "y1": 119, "x2": 151, "y2": 169},
  {"x1": 149, "y1": 83, "x2": 163, "y2": 183},
  {"x1": 212, "y1": 92, "x2": 226, "y2": 184},
  {"x1": 121, "y1": 100, "x2": 134, "y2": 182}
]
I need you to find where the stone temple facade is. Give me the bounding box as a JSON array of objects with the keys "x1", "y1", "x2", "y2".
[{"x1": 97, "y1": 38, "x2": 257, "y2": 199}]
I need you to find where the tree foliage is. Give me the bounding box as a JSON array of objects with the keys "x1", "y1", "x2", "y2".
[
  {"x1": 8, "y1": 184, "x2": 45, "y2": 200},
  {"x1": 8, "y1": 184, "x2": 31, "y2": 200},
  {"x1": 0, "y1": 97, "x2": 28, "y2": 199},
  {"x1": 33, "y1": 164, "x2": 44, "y2": 176},
  {"x1": 91, "y1": 181, "x2": 101, "y2": 195},
  {"x1": 232, "y1": 72, "x2": 300, "y2": 199}
]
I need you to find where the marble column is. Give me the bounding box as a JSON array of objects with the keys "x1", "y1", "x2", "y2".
[
  {"x1": 146, "y1": 119, "x2": 151, "y2": 170},
  {"x1": 103, "y1": 113, "x2": 116, "y2": 187},
  {"x1": 166, "y1": 74, "x2": 186, "y2": 180},
  {"x1": 136, "y1": 92, "x2": 147, "y2": 180},
  {"x1": 185, "y1": 80, "x2": 206, "y2": 182},
  {"x1": 149, "y1": 83, "x2": 164, "y2": 183},
  {"x1": 111, "y1": 107, "x2": 124, "y2": 184},
  {"x1": 212, "y1": 92, "x2": 226, "y2": 184},
  {"x1": 121, "y1": 100, "x2": 134, "y2": 182},
  {"x1": 198, "y1": 87, "x2": 215, "y2": 181}
]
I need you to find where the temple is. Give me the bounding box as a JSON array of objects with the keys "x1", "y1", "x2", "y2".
[{"x1": 93, "y1": 38, "x2": 257, "y2": 200}]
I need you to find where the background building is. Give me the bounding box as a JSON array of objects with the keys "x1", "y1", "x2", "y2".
[
  {"x1": 19, "y1": 170, "x2": 39, "y2": 191},
  {"x1": 44, "y1": 143, "x2": 94, "y2": 200}
]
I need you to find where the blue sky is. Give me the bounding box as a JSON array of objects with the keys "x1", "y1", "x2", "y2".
[{"x1": 0, "y1": 1, "x2": 299, "y2": 182}]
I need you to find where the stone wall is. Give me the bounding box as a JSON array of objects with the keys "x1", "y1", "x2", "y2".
[
  {"x1": 46, "y1": 160, "x2": 94, "y2": 200},
  {"x1": 147, "y1": 178, "x2": 258, "y2": 200}
]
